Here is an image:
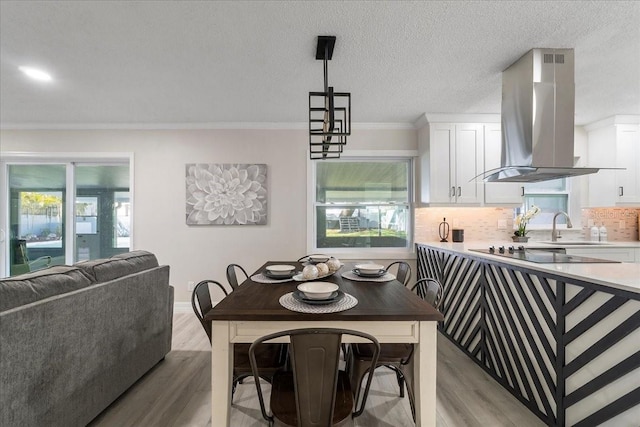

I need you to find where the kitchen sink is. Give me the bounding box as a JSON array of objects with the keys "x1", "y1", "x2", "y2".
[{"x1": 537, "y1": 241, "x2": 612, "y2": 246}]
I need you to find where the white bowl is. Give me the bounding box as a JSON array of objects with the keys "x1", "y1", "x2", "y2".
[
  {"x1": 354, "y1": 263, "x2": 385, "y2": 274},
  {"x1": 297, "y1": 282, "x2": 339, "y2": 300},
  {"x1": 266, "y1": 264, "x2": 296, "y2": 275},
  {"x1": 309, "y1": 254, "x2": 330, "y2": 263}
]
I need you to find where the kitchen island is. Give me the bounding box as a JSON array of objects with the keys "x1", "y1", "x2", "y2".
[{"x1": 416, "y1": 242, "x2": 639, "y2": 427}]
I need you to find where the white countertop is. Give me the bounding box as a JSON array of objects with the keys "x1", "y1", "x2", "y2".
[
  {"x1": 418, "y1": 241, "x2": 640, "y2": 294},
  {"x1": 522, "y1": 240, "x2": 640, "y2": 249}
]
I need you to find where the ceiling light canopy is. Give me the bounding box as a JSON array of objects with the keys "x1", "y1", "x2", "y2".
[
  {"x1": 19, "y1": 66, "x2": 53, "y2": 82},
  {"x1": 308, "y1": 35, "x2": 351, "y2": 160}
]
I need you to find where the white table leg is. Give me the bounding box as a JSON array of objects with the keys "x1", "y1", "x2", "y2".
[
  {"x1": 211, "y1": 320, "x2": 232, "y2": 427},
  {"x1": 414, "y1": 321, "x2": 437, "y2": 427}
]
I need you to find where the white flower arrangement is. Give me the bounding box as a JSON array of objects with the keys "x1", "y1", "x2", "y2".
[{"x1": 514, "y1": 205, "x2": 541, "y2": 237}]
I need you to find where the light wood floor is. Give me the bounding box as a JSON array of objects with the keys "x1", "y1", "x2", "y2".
[{"x1": 89, "y1": 313, "x2": 544, "y2": 427}]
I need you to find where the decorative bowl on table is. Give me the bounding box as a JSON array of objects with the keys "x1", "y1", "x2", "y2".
[
  {"x1": 297, "y1": 282, "x2": 339, "y2": 300},
  {"x1": 294, "y1": 262, "x2": 343, "y2": 281}
]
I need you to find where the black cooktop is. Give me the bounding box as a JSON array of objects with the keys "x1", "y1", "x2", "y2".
[{"x1": 469, "y1": 246, "x2": 620, "y2": 264}]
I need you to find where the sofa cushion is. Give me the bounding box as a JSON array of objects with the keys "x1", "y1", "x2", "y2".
[
  {"x1": 74, "y1": 250, "x2": 159, "y2": 283},
  {"x1": 0, "y1": 266, "x2": 94, "y2": 312}
]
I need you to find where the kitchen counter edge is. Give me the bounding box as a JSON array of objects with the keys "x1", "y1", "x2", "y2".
[{"x1": 417, "y1": 241, "x2": 640, "y2": 294}]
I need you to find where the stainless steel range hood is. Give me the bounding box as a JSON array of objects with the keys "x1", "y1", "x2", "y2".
[{"x1": 481, "y1": 48, "x2": 599, "y2": 183}]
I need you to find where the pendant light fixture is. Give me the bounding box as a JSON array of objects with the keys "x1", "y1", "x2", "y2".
[{"x1": 308, "y1": 35, "x2": 351, "y2": 159}]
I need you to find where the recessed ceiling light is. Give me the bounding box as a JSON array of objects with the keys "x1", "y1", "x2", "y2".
[{"x1": 19, "y1": 66, "x2": 53, "y2": 82}]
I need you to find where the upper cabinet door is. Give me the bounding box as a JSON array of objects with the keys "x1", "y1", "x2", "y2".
[
  {"x1": 483, "y1": 123, "x2": 523, "y2": 205},
  {"x1": 616, "y1": 124, "x2": 640, "y2": 204},
  {"x1": 454, "y1": 124, "x2": 483, "y2": 204},
  {"x1": 419, "y1": 122, "x2": 486, "y2": 206},
  {"x1": 428, "y1": 124, "x2": 455, "y2": 204},
  {"x1": 587, "y1": 121, "x2": 640, "y2": 207}
]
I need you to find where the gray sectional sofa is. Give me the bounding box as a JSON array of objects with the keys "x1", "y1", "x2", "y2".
[{"x1": 0, "y1": 250, "x2": 173, "y2": 427}]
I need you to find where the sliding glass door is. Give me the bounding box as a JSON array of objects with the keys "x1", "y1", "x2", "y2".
[
  {"x1": 1, "y1": 158, "x2": 131, "y2": 278},
  {"x1": 75, "y1": 164, "x2": 131, "y2": 261},
  {"x1": 8, "y1": 164, "x2": 66, "y2": 275}
]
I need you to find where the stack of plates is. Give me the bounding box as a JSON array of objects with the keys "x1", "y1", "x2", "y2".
[
  {"x1": 292, "y1": 290, "x2": 345, "y2": 305},
  {"x1": 263, "y1": 264, "x2": 297, "y2": 279},
  {"x1": 352, "y1": 263, "x2": 387, "y2": 278},
  {"x1": 295, "y1": 282, "x2": 343, "y2": 305}
]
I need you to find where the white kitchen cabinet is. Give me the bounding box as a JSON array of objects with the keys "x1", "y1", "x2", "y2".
[
  {"x1": 483, "y1": 123, "x2": 523, "y2": 205},
  {"x1": 420, "y1": 123, "x2": 484, "y2": 205},
  {"x1": 617, "y1": 124, "x2": 640, "y2": 204},
  {"x1": 587, "y1": 121, "x2": 640, "y2": 206}
]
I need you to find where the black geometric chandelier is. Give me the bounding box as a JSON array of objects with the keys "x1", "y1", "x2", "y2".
[{"x1": 308, "y1": 35, "x2": 351, "y2": 159}]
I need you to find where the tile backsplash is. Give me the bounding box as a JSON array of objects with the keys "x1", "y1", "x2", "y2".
[
  {"x1": 414, "y1": 207, "x2": 640, "y2": 243},
  {"x1": 415, "y1": 207, "x2": 516, "y2": 242},
  {"x1": 581, "y1": 207, "x2": 640, "y2": 241}
]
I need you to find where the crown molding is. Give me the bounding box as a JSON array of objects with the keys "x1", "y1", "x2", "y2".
[
  {"x1": 0, "y1": 121, "x2": 415, "y2": 131},
  {"x1": 584, "y1": 115, "x2": 640, "y2": 132},
  {"x1": 414, "y1": 113, "x2": 501, "y2": 127}
]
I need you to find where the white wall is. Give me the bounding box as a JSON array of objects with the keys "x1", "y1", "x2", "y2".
[{"x1": 0, "y1": 127, "x2": 417, "y2": 302}]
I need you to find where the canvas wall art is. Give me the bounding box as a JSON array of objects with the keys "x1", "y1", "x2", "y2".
[{"x1": 186, "y1": 163, "x2": 268, "y2": 225}]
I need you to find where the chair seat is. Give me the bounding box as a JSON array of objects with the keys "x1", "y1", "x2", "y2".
[
  {"x1": 270, "y1": 370, "x2": 354, "y2": 427},
  {"x1": 352, "y1": 342, "x2": 412, "y2": 363},
  {"x1": 234, "y1": 343, "x2": 283, "y2": 374}
]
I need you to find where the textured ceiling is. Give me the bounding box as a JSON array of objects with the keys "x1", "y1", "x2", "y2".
[{"x1": 1, "y1": 0, "x2": 639, "y2": 128}]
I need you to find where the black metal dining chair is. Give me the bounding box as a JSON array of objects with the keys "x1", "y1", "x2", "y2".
[
  {"x1": 191, "y1": 279, "x2": 285, "y2": 400},
  {"x1": 347, "y1": 277, "x2": 443, "y2": 422},
  {"x1": 226, "y1": 263, "x2": 249, "y2": 290},
  {"x1": 250, "y1": 328, "x2": 380, "y2": 426},
  {"x1": 386, "y1": 261, "x2": 412, "y2": 286}
]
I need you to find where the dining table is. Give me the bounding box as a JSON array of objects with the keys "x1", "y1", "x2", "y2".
[{"x1": 203, "y1": 261, "x2": 444, "y2": 426}]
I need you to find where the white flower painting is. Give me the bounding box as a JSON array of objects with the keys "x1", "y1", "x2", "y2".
[{"x1": 186, "y1": 163, "x2": 268, "y2": 225}]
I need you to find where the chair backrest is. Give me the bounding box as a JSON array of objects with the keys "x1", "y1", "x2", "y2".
[
  {"x1": 226, "y1": 263, "x2": 249, "y2": 290},
  {"x1": 250, "y1": 328, "x2": 380, "y2": 427},
  {"x1": 411, "y1": 278, "x2": 443, "y2": 309},
  {"x1": 387, "y1": 261, "x2": 412, "y2": 286},
  {"x1": 191, "y1": 280, "x2": 229, "y2": 342}
]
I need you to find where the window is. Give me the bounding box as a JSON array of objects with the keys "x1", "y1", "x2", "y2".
[
  {"x1": 1, "y1": 156, "x2": 131, "y2": 277},
  {"x1": 312, "y1": 158, "x2": 412, "y2": 252},
  {"x1": 517, "y1": 178, "x2": 571, "y2": 226}
]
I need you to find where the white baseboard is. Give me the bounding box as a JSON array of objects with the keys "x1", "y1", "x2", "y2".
[
  {"x1": 174, "y1": 299, "x2": 224, "y2": 314},
  {"x1": 173, "y1": 302, "x2": 192, "y2": 313}
]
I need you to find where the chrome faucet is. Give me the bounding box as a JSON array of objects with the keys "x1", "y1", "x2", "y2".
[{"x1": 551, "y1": 211, "x2": 573, "y2": 241}]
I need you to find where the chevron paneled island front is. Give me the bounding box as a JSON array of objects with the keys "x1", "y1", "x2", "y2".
[{"x1": 416, "y1": 242, "x2": 640, "y2": 427}]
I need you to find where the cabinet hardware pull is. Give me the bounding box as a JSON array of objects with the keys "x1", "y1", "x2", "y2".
[
  {"x1": 619, "y1": 186, "x2": 624, "y2": 196},
  {"x1": 451, "y1": 187, "x2": 456, "y2": 197},
  {"x1": 457, "y1": 187, "x2": 461, "y2": 197},
  {"x1": 521, "y1": 186, "x2": 525, "y2": 197}
]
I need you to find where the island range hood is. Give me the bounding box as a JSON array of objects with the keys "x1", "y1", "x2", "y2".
[{"x1": 481, "y1": 48, "x2": 600, "y2": 183}]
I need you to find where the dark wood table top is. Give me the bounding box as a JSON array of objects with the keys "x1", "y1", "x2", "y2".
[{"x1": 204, "y1": 261, "x2": 444, "y2": 322}]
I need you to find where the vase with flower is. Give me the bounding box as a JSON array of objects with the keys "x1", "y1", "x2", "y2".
[{"x1": 513, "y1": 205, "x2": 541, "y2": 242}]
